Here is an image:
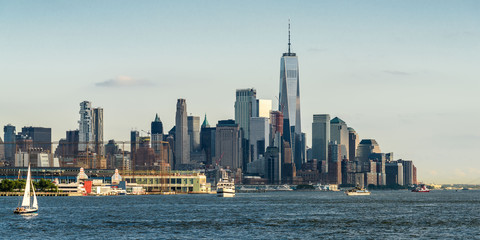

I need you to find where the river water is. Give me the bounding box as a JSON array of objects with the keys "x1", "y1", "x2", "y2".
[{"x1": 1, "y1": 190, "x2": 479, "y2": 239}]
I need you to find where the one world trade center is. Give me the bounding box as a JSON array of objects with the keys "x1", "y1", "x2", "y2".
[{"x1": 279, "y1": 21, "x2": 303, "y2": 170}]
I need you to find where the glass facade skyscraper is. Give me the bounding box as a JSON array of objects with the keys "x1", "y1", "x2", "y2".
[{"x1": 279, "y1": 22, "x2": 303, "y2": 169}]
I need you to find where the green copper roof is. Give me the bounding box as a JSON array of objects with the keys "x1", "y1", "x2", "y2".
[
  {"x1": 154, "y1": 113, "x2": 161, "y2": 122},
  {"x1": 201, "y1": 114, "x2": 210, "y2": 128},
  {"x1": 330, "y1": 117, "x2": 345, "y2": 124}
]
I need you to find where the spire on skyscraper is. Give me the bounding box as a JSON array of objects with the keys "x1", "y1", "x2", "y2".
[
  {"x1": 154, "y1": 113, "x2": 161, "y2": 122},
  {"x1": 201, "y1": 113, "x2": 210, "y2": 128},
  {"x1": 288, "y1": 19, "x2": 291, "y2": 54}
]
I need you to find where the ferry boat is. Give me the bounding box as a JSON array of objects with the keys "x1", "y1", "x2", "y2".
[
  {"x1": 412, "y1": 185, "x2": 430, "y2": 192},
  {"x1": 345, "y1": 187, "x2": 371, "y2": 196},
  {"x1": 217, "y1": 170, "x2": 235, "y2": 197}
]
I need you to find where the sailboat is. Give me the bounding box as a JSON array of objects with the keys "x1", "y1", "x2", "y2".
[{"x1": 14, "y1": 164, "x2": 38, "y2": 214}]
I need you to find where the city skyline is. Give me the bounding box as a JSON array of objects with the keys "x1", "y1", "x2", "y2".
[{"x1": 1, "y1": 1, "x2": 479, "y2": 184}]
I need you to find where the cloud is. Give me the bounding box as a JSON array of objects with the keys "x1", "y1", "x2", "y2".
[
  {"x1": 95, "y1": 76, "x2": 154, "y2": 87},
  {"x1": 383, "y1": 70, "x2": 412, "y2": 76}
]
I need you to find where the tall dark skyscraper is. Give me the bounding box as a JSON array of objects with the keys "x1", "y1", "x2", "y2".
[
  {"x1": 279, "y1": 21, "x2": 302, "y2": 169},
  {"x1": 151, "y1": 114, "x2": 163, "y2": 153},
  {"x1": 3, "y1": 124, "x2": 16, "y2": 164}
]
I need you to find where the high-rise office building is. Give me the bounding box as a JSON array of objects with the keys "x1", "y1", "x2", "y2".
[
  {"x1": 330, "y1": 117, "x2": 349, "y2": 160},
  {"x1": 3, "y1": 124, "x2": 16, "y2": 164},
  {"x1": 257, "y1": 99, "x2": 272, "y2": 118},
  {"x1": 328, "y1": 141, "x2": 342, "y2": 184},
  {"x1": 312, "y1": 114, "x2": 330, "y2": 171},
  {"x1": 214, "y1": 120, "x2": 242, "y2": 170},
  {"x1": 92, "y1": 107, "x2": 104, "y2": 156},
  {"x1": 20, "y1": 127, "x2": 52, "y2": 153},
  {"x1": 356, "y1": 139, "x2": 382, "y2": 171},
  {"x1": 279, "y1": 22, "x2": 303, "y2": 169},
  {"x1": 249, "y1": 117, "x2": 270, "y2": 162},
  {"x1": 235, "y1": 88, "x2": 257, "y2": 140},
  {"x1": 348, "y1": 127, "x2": 359, "y2": 161},
  {"x1": 151, "y1": 114, "x2": 164, "y2": 153},
  {"x1": 175, "y1": 99, "x2": 190, "y2": 168},
  {"x1": 187, "y1": 116, "x2": 201, "y2": 152},
  {"x1": 200, "y1": 114, "x2": 216, "y2": 166},
  {"x1": 78, "y1": 101, "x2": 93, "y2": 152},
  {"x1": 130, "y1": 130, "x2": 139, "y2": 168}
]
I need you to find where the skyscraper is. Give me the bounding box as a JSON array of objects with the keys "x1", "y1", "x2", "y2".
[
  {"x1": 200, "y1": 114, "x2": 216, "y2": 166},
  {"x1": 78, "y1": 101, "x2": 93, "y2": 152},
  {"x1": 249, "y1": 117, "x2": 269, "y2": 162},
  {"x1": 279, "y1": 22, "x2": 303, "y2": 169},
  {"x1": 330, "y1": 117, "x2": 349, "y2": 160},
  {"x1": 92, "y1": 107, "x2": 104, "y2": 156},
  {"x1": 3, "y1": 124, "x2": 16, "y2": 165},
  {"x1": 187, "y1": 115, "x2": 201, "y2": 152},
  {"x1": 312, "y1": 114, "x2": 330, "y2": 172},
  {"x1": 175, "y1": 99, "x2": 190, "y2": 168},
  {"x1": 151, "y1": 114, "x2": 164, "y2": 153},
  {"x1": 235, "y1": 88, "x2": 257, "y2": 140},
  {"x1": 78, "y1": 101, "x2": 103, "y2": 155},
  {"x1": 214, "y1": 120, "x2": 242, "y2": 170},
  {"x1": 348, "y1": 127, "x2": 359, "y2": 161}
]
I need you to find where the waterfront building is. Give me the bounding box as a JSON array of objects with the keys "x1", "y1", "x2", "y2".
[
  {"x1": 278, "y1": 22, "x2": 303, "y2": 170},
  {"x1": 385, "y1": 161, "x2": 404, "y2": 186},
  {"x1": 264, "y1": 146, "x2": 281, "y2": 184},
  {"x1": 328, "y1": 141, "x2": 342, "y2": 184},
  {"x1": 249, "y1": 117, "x2": 270, "y2": 162},
  {"x1": 123, "y1": 171, "x2": 211, "y2": 193},
  {"x1": 312, "y1": 114, "x2": 330, "y2": 172},
  {"x1": 175, "y1": 99, "x2": 190, "y2": 168},
  {"x1": 330, "y1": 117, "x2": 349, "y2": 160},
  {"x1": 235, "y1": 88, "x2": 257, "y2": 140},
  {"x1": 3, "y1": 124, "x2": 16, "y2": 165},
  {"x1": 187, "y1": 115, "x2": 201, "y2": 152},
  {"x1": 257, "y1": 99, "x2": 272, "y2": 118},
  {"x1": 356, "y1": 139, "x2": 381, "y2": 166},
  {"x1": 20, "y1": 127, "x2": 52, "y2": 153},
  {"x1": 348, "y1": 127, "x2": 359, "y2": 162},
  {"x1": 15, "y1": 148, "x2": 59, "y2": 168},
  {"x1": 151, "y1": 114, "x2": 164, "y2": 153},
  {"x1": 398, "y1": 159, "x2": 415, "y2": 186},
  {"x1": 214, "y1": 120, "x2": 242, "y2": 170}
]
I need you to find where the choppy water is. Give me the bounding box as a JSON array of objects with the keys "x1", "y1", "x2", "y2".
[{"x1": 1, "y1": 190, "x2": 479, "y2": 239}]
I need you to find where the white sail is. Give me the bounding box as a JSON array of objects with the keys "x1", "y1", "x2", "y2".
[
  {"x1": 32, "y1": 180, "x2": 38, "y2": 209},
  {"x1": 21, "y1": 164, "x2": 31, "y2": 207}
]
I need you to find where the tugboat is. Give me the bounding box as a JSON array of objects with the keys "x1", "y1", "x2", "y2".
[
  {"x1": 216, "y1": 170, "x2": 235, "y2": 197},
  {"x1": 345, "y1": 186, "x2": 371, "y2": 196},
  {"x1": 412, "y1": 184, "x2": 430, "y2": 192}
]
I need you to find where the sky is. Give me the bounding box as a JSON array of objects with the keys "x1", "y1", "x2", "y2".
[{"x1": 1, "y1": 1, "x2": 479, "y2": 184}]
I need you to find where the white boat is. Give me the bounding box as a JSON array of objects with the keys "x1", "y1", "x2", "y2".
[
  {"x1": 345, "y1": 187, "x2": 371, "y2": 196},
  {"x1": 217, "y1": 170, "x2": 235, "y2": 197},
  {"x1": 14, "y1": 164, "x2": 39, "y2": 214}
]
